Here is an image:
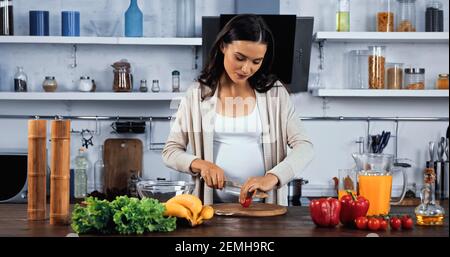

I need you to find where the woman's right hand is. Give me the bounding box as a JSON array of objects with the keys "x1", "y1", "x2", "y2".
[{"x1": 190, "y1": 159, "x2": 225, "y2": 189}]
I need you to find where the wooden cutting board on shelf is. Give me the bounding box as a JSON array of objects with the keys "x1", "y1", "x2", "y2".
[
  {"x1": 211, "y1": 203, "x2": 287, "y2": 217},
  {"x1": 104, "y1": 138, "x2": 143, "y2": 194}
]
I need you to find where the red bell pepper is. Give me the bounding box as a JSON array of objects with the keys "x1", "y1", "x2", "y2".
[
  {"x1": 309, "y1": 198, "x2": 341, "y2": 227},
  {"x1": 339, "y1": 191, "x2": 370, "y2": 226}
]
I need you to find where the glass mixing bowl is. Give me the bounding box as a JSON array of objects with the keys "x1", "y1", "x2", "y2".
[{"x1": 136, "y1": 180, "x2": 194, "y2": 202}]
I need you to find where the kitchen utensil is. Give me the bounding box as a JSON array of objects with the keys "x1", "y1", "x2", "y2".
[
  {"x1": 287, "y1": 178, "x2": 308, "y2": 206},
  {"x1": 104, "y1": 138, "x2": 143, "y2": 197},
  {"x1": 377, "y1": 131, "x2": 391, "y2": 153},
  {"x1": 223, "y1": 180, "x2": 269, "y2": 199},
  {"x1": 211, "y1": 203, "x2": 287, "y2": 217},
  {"x1": 136, "y1": 180, "x2": 194, "y2": 202},
  {"x1": 352, "y1": 153, "x2": 408, "y2": 215},
  {"x1": 445, "y1": 138, "x2": 449, "y2": 161},
  {"x1": 27, "y1": 120, "x2": 47, "y2": 220},
  {"x1": 428, "y1": 141, "x2": 435, "y2": 167},
  {"x1": 439, "y1": 137, "x2": 446, "y2": 161}
]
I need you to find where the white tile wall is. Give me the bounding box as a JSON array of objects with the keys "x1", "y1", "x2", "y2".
[{"x1": 0, "y1": 0, "x2": 448, "y2": 196}]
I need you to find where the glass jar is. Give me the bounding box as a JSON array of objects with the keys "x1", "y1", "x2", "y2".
[
  {"x1": 426, "y1": 1, "x2": 444, "y2": 32},
  {"x1": 368, "y1": 46, "x2": 386, "y2": 89},
  {"x1": 172, "y1": 70, "x2": 180, "y2": 92},
  {"x1": 336, "y1": 0, "x2": 350, "y2": 32},
  {"x1": 151, "y1": 79, "x2": 160, "y2": 92},
  {"x1": 112, "y1": 59, "x2": 133, "y2": 92},
  {"x1": 396, "y1": 0, "x2": 416, "y2": 32},
  {"x1": 404, "y1": 68, "x2": 425, "y2": 90},
  {"x1": 42, "y1": 76, "x2": 57, "y2": 92},
  {"x1": 386, "y1": 63, "x2": 404, "y2": 89},
  {"x1": 377, "y1": 0, "x2": 395, "y2": 32},
  {"x1": 0, "y1": 0, "x2": 14, "y2": 35},
  {"x1": 139, "y1": 79, "x2": 148, "y2": 92},
  {"x1": 78, "y1": 76, "x2": 93, "y2": 92},
  {"x1": 348, "y1": 50, "x2": 370, "y2": 89},
  {"x1": 436, "y1": 74, "x2": 449, "y2": 90},
  {"x1": 14, "y1": 66, "x2": 27, "y2": 92}
]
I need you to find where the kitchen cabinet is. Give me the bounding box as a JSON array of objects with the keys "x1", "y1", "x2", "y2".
[
  {"x1": 311, "y1": 32, "x2": 449, "y2": 98},
  {"x1": 0, "y1": 202, "x2": 448, "y2": 237}
]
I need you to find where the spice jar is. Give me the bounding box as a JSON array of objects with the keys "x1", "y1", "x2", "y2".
[
  {"x1": 436, "y1": 74, "x2": 449, "y2": 90},
  {"x1": 14, "y1": 66, "x2": 28, "y2": 92},
  {"x1": 139, "y1": 79, "x2": 148, "y2": 92},
  {"x1": 386, "y1": 63, "x2": 403, "y2": 89},
  {"x1": 151, "y1": 80, "x2": 160, "y2": 93},
  {"x1": 404, "y1": 68, "x2": 425, "y2": 90},
  {"x1": 396, "y1": 0, "x2": 416, "y2": 32},
  {"x1": 377, "y1": 0, "x2": 395, "y2": 32},
  {"x1": 42, "y1": 76, "x2": 57, "y2": 92},
  {"x1": 368, "y1": 46, "x2": 386, "y2": 89},
  {"x1": 172, "y1": 70, "x2": 180, "y2": 92}
]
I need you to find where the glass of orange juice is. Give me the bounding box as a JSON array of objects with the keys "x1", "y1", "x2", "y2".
[{"x1": 338, "y1": 169, "x2": 357, "y2": 200}]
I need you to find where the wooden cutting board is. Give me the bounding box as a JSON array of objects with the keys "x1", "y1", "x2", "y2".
[
  {"x1": 211, "y1": 203, "x2": 287, "y2": 217},
  {"x1": 104, "y1": 138, "x2": 143, "y2": 194}
]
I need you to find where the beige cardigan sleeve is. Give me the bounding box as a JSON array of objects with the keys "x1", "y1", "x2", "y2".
[
  {"x1": 161, "y1": 91, "x2": 198, "y2": 175},
  {"x1": 267, "y1": 87, "x2": 314, "y2": 187}
]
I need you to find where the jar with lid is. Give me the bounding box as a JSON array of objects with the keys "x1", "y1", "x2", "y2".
[
  {"x1": 368, "y1": 46, "x2": 386, "y2": 89},
  {"x1": 377, "y1": 0, "x2": 395, "y2": 32},
  {"x1": 404, "y1": 68, "x2": 425, "y2": 90},
  {"x1": 172, "y1": 70, "x2": 180, "y2": 92},
  {"x1": 139, "y1": 79, "x2": 148, "y2": 92},
  {"x1": 348, "y1": 50, "x2": 369, "y2": 89},
  {"x1": 386, "y1": 63, "x2": 404, "y2": 89},
  {"x1": 78, "y1": 76, "x2": 93, "y2": 92},
  {"x1": 336, "y1": 0, "x2": 350, "y2": 32},
  {"x1": 14, "y1": 66, "x2": 27, "y2": 92},
  {"x1": 436, "y1": 74, "x2": 448, "y2": 90},
  {"x1": 112, "y1": 59, "x2": 133, "y2": 92},
  {"x1": 396, "y1": 0, "x2": 416, "y2": 32},
  {"x1": 426, "y1": 1, "x2": 443, "y2": 32},
  {"x1": 151, "y1": 79, "x2": 160, "y2": 92},
  {"x1": 42, "y1": 76, "x2": 57, "y2": 92}
]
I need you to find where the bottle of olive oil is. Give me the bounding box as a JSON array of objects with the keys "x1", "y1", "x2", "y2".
[
  {"x1": 415, "y1": 167, "x2": 445, "y2": 225},
  {"x1": 336, "y1": 0, "x2": 350, "y2": 32}
]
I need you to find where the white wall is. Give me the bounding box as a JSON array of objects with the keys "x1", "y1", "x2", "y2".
[{"x1": 0, "y1": 0, "x2": 448, "y2": 197}]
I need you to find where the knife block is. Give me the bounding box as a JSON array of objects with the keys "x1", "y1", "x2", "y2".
[
  {"x1": 27, "y1": 120, "x2": 47, "y2": 220},
  {"x1": 50, "y1": 120, "x2": 71, "y2": 225}
]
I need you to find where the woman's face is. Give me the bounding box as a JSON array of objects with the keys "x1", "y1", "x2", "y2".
[{"x1": 221, "y1": 40, "x2": 267, "y2": 85}]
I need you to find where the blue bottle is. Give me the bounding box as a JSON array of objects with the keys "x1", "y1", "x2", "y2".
[{"x1": 125, "y1": 0, "x2": 143, "y2": 37}]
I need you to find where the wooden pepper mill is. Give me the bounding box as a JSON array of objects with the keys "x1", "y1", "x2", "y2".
[
  {"x1": 49, "y1": 119, "x2": 71, "y2": 225},
  {"x1": 27, "y1": 119, "x2": 47, "y2": 221}
]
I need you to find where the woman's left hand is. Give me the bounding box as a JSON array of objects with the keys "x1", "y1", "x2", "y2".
[{"x1": 239, "y1": 174, "x2": 279, "y2": 205}]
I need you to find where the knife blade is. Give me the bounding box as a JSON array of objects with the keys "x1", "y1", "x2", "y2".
[{"x1": 223, "y1": 181, "x2": 269, "y2": 199}]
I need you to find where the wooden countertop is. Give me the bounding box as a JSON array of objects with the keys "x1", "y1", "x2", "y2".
[{"x1": 0, "y1": 203, "x2": 448, "y2": 237}]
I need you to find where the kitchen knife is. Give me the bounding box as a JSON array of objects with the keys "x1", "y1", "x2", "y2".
[{"x1": 223, "y1": 180, "x2": 269, "y2": 199}]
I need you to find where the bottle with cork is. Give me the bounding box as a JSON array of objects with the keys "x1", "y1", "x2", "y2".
[{"x1": 415, "y1": 167, "x2": 445, "y2": 226}]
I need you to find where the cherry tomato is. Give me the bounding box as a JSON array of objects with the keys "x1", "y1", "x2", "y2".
[
  {"x1": 367, "y1": 218, "x2": 380, "y2": 231},
  {"x1": 379, "y1": 219, "x2": 388, "y2": 231},
  {"x1": 401, "y1": 215, "x2": 414, "y2": 230},
  {"x1": 241, "y1": 197, "x2": 252, "y2": 208},
  {"x1": 355, "y1": 216, "x2": 368, "y2": 230},
  {"x1": 390, "y1": 217, "x2": 402, "y2": 230}
]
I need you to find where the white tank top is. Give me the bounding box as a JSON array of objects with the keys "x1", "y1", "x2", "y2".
[{"x1": 213, "y1": 102, "x2": 265, "y2": 203}]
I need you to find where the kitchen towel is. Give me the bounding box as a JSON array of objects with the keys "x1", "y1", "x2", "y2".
[
  {"x1": 61, "y1": 11, "x2": 80, "y2": 36},
  {"x1": 29, "y1": 10, "x2": 49, "y2": 36}
]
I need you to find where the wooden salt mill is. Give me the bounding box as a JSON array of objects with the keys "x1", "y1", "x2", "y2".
[
  {"x1": 50, "y1": 119, "x2": 71, "y2": 225},
  {"x1": 27, "y1": 119, "x2": 47, "y2": 221}
]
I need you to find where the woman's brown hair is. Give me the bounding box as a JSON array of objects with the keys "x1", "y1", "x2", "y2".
[{"x1": 197, "y1": 14, "x2": 278, "y2": 100}]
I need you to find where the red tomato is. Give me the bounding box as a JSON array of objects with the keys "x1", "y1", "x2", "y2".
[
  {"x1": 401, "y1": 215, "x2": 414, "y2": 230},
  {"x1": 379, "y1": 219, "x2": 388, "y2": 231},
  {"x1": 367, "y1": 218, "x2": 380, "y2": 231},
  {"x1": 355, "y1": 216, "x2": 368, "y2": 230},
  {"x1": 241, "y1": 197, "x2": 252, "y2": 208},
  {"x1": 390, "y1": 217, "x2": 402, "y2": 230}
]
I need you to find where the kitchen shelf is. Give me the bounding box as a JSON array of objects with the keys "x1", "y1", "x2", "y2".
[
  {"x1": 314, "y1": 32, "x2": 449, "y2": 43},
  {"x1": 0, "y1": 92, "x2": 185, "y2": 101},
  {"x1": 0, "y1": 36, "x2": 202, "y2": 46},
  {"x1": 310, "y1": 89, "x2": 450, "y2": 98}
]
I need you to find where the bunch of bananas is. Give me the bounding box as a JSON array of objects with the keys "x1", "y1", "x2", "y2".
[{"x1": 163, "y1": 194, "x2": 214, "y2": 227}]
